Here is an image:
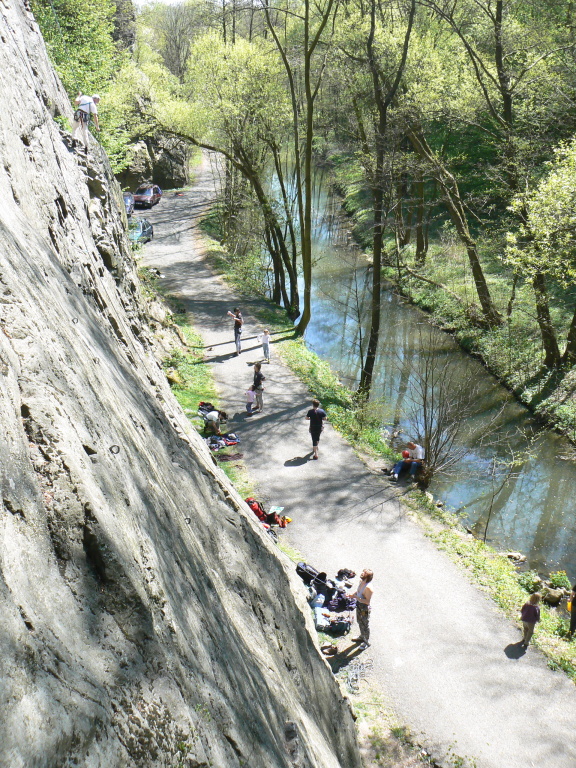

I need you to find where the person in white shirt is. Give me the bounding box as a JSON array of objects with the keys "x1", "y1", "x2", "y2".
[
  {"x1": 391, "y1": 441, "x2": 425, "y2": 481},
  {"x1": 260, "y1": 329, "x2": 271, "y2": 362},
  {"x1": 204, "y1": 409, "x2": 227, "y2": 435},
  {"x1": 72, "y1": 92, "x2": 100, "y2": 149}
]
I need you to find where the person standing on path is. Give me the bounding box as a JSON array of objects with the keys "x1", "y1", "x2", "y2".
[
  {"x1": 351, "y1": 569, "x2": 373, "y2": 650},
  {"x1": 306, "y1": 399, "x2": 326, "y2": 460},
  {"x1": 245, "y1": 385, "x2": 255, "y2": 416},
  {"x1": 227, "y1": 308, "x2": 243, "y2": 355},
  {"x1": 253, "y1": 363, "x2": 265, "y2": 412},
  {"x1": 259, "y1": 329, "x2": 271, "y2": 362},
  {"x1": 72, "y1": 92, "x2": 100, "y2": 149},
  {"x1": 520, "y1": 593, "x2": 541, "y2": 648}
]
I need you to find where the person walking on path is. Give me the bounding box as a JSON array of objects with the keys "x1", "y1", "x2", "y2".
[
  {"x1": 72, "y1": 92, "x2": 100, "y2": 149},
  {"x1": 520, "y1": 593, "x2": 541, "y2": 648},
  {"x1": 351, "y1": 569, "x2": 373, "y2": 650},
  {"x1": 253, "y1": 363, "x2": 266, "y2": 412},
  {"x1": 245, "y1": 385, "x2": 255, "y2": 416},
  {"x1": 259, "y1": 329, "x2": 271, "y2": 362},
  {"x1": 306, "y1": 399, "x2": 326, "y2": 460},
  {"x1": 227, "y1": 308, "x2": 243, "y2": 355}
]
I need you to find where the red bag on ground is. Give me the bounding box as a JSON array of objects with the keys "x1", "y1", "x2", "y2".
[{"x1": 245, "y1": 497, "x2": 267, "y2": 522}]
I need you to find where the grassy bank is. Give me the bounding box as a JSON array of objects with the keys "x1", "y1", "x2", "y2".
[
  {"x1": 139, "y1": 268, "x2": 255, "y2": 497},
  {"x1": 405, "y1": 491, "x2": 576, "y2": 681}
]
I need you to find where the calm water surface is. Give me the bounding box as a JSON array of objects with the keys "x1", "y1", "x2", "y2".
[{"x1": 300, "y1": 173, "x2": 576, "y2": 577}]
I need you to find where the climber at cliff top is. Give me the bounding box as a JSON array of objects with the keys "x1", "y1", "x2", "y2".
[{"x1": 71, "y1": 92, "x2": 100, "y2": 150}]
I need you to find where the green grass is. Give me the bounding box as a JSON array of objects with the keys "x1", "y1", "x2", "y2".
[{"x1": 158, "y1": 313, "x2": 256, "y2": 496}]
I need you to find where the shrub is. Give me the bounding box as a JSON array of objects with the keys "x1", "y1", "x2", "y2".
[
  {"x1": 549, "y1": 570, "x2": 572, "y2": 590},
  {"x1": 517, "y1": 570, "x2": 542, "y2": 593}
]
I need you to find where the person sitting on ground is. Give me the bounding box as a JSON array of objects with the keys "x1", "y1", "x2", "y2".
[
  {"x1": 391, "y1": 441, "x2": 425, "y2": 481},
  {"x1": 204, "y1": 409, "x2": 228, "y2": 435},
  {"x1": 71, "y1": 92, "x2": 100, "y2": 149},
  {"x1": 520, "y1": 592, "x2": 540, "y2": 648}
]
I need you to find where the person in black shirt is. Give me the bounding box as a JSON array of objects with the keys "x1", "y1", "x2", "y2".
[
  {"x1": 253, "y1": 363, "x2": 266, "y2": 412},
  {"x1": 306, "y1": 399, "x2": 327, "y2": 459},
  {"x1": 227, "y1": 307, "x2": 243, "y2": 355}
]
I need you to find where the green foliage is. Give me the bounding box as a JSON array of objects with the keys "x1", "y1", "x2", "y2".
[
  {"x1": 507, "y1": 139, "x2": 576, "y2": 284},
  {"x1": 517, "y1": 570, "x2": 542, "y2": 594},
  {"x1": 31, "y1": 0, "x2": 118, "y2": 96},
  {"x1": 550, "y1": 570, "x2": 572, "y2": 590}
]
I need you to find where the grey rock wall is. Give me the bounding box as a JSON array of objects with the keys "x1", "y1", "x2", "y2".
[{"x1": 0, "y1": 2, "x2": 362, "y2": 767}]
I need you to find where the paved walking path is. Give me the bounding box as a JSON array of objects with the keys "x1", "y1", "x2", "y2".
[{"x1": 142, "y1": 155, "x2": 576, "y2": 768}]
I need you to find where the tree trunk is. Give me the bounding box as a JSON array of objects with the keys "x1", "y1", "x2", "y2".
[
  {"x1": 406, "y1": 126, "x2": 502, "y2": 327},
  {"x1": 532, "y1": 271, "x2": 561, "y2": 368},
  {"x1": 562, "y1": 303, "x2": 576, "y2": 366},
  {"x1": 269, "y1": 140, "x2": 300, "y2": 318},
  {"x1": 358, "y1": 0, "x2": 416, "y2": 396},
  {"x1": 415, "y1": 173, "x2": 427, "y2": 264}
]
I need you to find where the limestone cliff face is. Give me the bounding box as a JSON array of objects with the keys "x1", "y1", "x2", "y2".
[{"x1": 0, "y1": 3, "x2": 362, "y2": 767}]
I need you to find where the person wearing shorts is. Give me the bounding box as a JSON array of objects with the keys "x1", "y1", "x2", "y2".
[{"x1": 306, "y1": 399, "x2": 326, "y2": 460}]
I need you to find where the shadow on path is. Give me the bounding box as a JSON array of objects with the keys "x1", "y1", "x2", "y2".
[
  {"x1": 284, "y1": 454, "x2": 313, "y2": 467},
  {"x1": 505, "y1": 642, "x2": 527, "y2": 660}
]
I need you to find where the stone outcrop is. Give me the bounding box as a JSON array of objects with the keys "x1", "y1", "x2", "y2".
[
  {"x1": 0, "y1": 2, "x2": 362, "y2": 767},
  {"x1": 118, "y1": 136, "x2": 191, "y2": 192}
]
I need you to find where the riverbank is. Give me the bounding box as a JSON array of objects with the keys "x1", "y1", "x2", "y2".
[{"x1": 329, "y1": 152, "x2": 576, "y2": 444}]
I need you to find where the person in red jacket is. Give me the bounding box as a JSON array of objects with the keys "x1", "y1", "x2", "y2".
[{"x1": 520, "y1": 593, "x2": 541, "y2": 648}]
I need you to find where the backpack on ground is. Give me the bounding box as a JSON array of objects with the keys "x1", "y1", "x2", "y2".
[
  {"x1": 245, "y1": 497, "x2": 267, "y2": 522},
  {"x1": 296, "y1": 562, "x2": 319, "y2": 585},
  {"x1": 327, "y1": 617, "x2": 352, "y2": 635}
]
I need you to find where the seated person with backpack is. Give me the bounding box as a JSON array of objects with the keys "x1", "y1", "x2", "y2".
[{"x1": 391, "y1": 441, "x2": 425, "y2": 481}]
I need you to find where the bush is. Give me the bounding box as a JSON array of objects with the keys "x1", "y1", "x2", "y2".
[
  {"x1": 517, "y1": 570, "x2": 542, "y2": 593},
  {"x1": 549, "y1": 570, "x2": 572, "y2": 590}
]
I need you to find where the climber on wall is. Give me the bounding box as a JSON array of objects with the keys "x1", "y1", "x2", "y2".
[{"x1": 71, "y1": 92, "x2": 100, "y2": 150}]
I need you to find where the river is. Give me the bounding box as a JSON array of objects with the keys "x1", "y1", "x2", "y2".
[{"x1": 297, "y1": 168, "x2": 576, "y2": 578}]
